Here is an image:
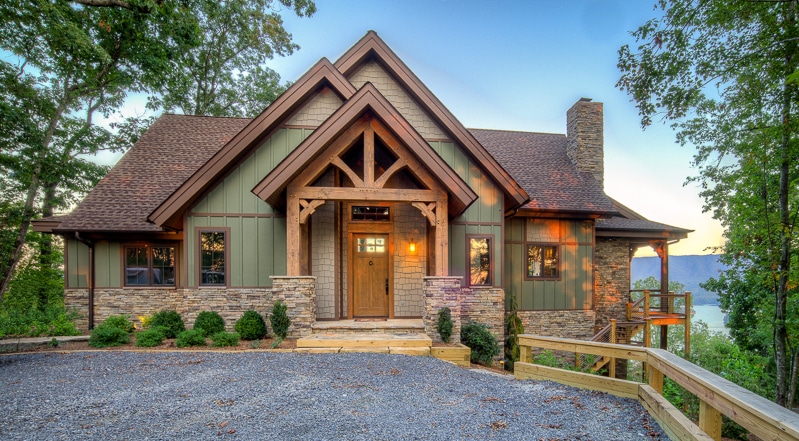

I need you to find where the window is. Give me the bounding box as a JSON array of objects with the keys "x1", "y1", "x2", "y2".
[
  {"x1": 356, "y1": 236, "x2": 386, "y2": 253},
  {"x1": 200, "y1": 231, "x2": 226, "y2": 285},
  {"x1": 527, "y1": 244, "x2": 558, "y2": 279},
  {"x1": 124, "y1": 245, "x2": 175, "y2": 286},
  {"x1": 352, "y1": 206, "x2": 390, "y2": 221},
  {"x1": 468, "y1": 236, "x2": 492, "y2": 286}
]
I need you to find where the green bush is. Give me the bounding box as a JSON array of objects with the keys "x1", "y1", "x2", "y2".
[
  {"x1": 269, "y1": 301, "x2": 290, "y2": 339},
  {"x1": 504, "y1": 295, "x2": 524, "y2": 371},
  {"x1": 135, "y1": 327, "x2": 165, "y2": 347},
  {"x1": 176, "y1": 329, "x2": 208, "y2": 347},
  {"x1": 102, "y1": 314, "x2": 135, "y2": 334},
  {"x1": 461, "y1": 321, "x2": 500, "y2": 365},
  {"x1": 193, "y1": 311, "x2": 225, "y2": 337},
  {"x1": 235, "y1": 310, "x2": 267, "y2": 340},
  {"x1": 89, "y1": 324, "x2": 131, "y2": 348},
  {"x1": 149, "y1": 310, "x2": 185, "y2": 338},
  {"x1": 210, "y1": 331, "x2": 240, "y2": 347},
  {"x1": 436, "y1": 307, "x2": 453, "y2": 343}
]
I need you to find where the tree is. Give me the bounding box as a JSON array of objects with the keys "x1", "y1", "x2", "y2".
[
  {"x1": 151, "y1": 0, "x2": 316, "y2": 117},
  {"x1": 618, "y1": 1, "x2": 799, "y2": 407}
]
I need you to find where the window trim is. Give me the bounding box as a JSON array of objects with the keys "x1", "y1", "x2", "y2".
[
  {"x1": 524, "y1": 243, "x2": 561, "y2": 281},
  {"x1": 122, "y1": 243, "x2": 177, "y2": 287},
  {"x1": 196, "y1": 227, "x2": 230, "y2": 288},
  {"x1": 466, "y1": 234, "x2": 494, "y2": 287}
]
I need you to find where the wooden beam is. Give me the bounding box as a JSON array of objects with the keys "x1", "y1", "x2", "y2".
[
  {"x1": 292, "y1": 186, "x2": 443, "y2": 203},
  {"x1": 639, "y1": 385, "x2": 714, "y2": 441},
  {"x1": 411, "y1": 202, "x2": 436, "y2": 226},
  {"x1": 364, "y1": 124, "x2": 374, "y2": 187},
  {"x1": 373, "y1": 157, "x2": 406, "y2": 189},
  {"x1": 299, "y1": 199, "x2": 325, "y2": 225},
  {"x1": 699, "y1": 400, "x2": 722, "y2": 441},
  {"x1": 435, "y1": 194, "x2": 448, "y2": 275},
  {"x1": 514, "y1": 363, "x2": 640, "y2": 399},
  {"x1": 286, "y1": 195, "x2": 300, "y2": 276},
  {"x1": 330, "y1": 156, "x2": 364, "y2": 188}
]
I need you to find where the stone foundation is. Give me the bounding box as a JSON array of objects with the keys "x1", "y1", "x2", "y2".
[
  {"x1": 66, "y1": 276, "x2": 317, "y2": 338},
  {"x1": 594, "y1": 238, "x2": 632, "y2": 331}
]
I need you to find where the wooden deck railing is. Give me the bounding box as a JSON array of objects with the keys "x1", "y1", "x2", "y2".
[{"x1": 516, "y1": 335, "x2": 799, "y2": 441}]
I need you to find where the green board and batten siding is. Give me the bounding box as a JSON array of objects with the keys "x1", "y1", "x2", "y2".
[
  {"x1": 65, "y1": 239, "x2": 121, "y2": 288},
  {"x1": 429, "y1": 140, "x2": 504, "y2": 287},
  {"x1": 186, "y1": 128, "x2": 309, "y2": 287},
  {"x1": 504, "y1": 218, "x2": 594, "y2": 311}
]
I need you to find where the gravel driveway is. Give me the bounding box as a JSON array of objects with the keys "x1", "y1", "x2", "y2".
[{"x1": 0, "y1": 351, "x2": 665, "y2": 440}]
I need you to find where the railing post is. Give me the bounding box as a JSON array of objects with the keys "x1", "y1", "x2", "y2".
[
  {"x1": 668, "y1": 290, "x2": 675, "y2": 314},
  {"x1": 699, "y1": 399, "x2": 722, "y2": 441},
  {"x1": 609, "y1": 319, "x2": 617, "y2": 378},
  {"x1": 644, "y1": 290, "x2": 650, "y2": 320},
  {"x1": 626, "y1": 302, "x2": 632, "y2": 321},
  {"x1": 644, "y1": 318, "x2": 652, "y2": 348},
  {"x1": 647, "y1": 364, "x2": 664, "y2": 394},
  {"x1": 684, "y1": 291, "x2": 692, "y2": 357},
  {"x1": 520, "y1": 342, "x2": 531, "y2": 365}
]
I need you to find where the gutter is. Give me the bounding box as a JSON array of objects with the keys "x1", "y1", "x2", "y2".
[{"x1": 73, "y1": 232, "x2": 95, "y2": 330}]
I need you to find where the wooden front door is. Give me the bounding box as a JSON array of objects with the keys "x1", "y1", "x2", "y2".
[{"x1": 351, "y1": 234, "x2": 389, "y2": 317}]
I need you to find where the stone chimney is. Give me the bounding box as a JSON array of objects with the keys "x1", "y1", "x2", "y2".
[{"x1": 567, "y1": 98, "x2": 604, "y2": 188}]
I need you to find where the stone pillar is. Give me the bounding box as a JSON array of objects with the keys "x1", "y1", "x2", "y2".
[
  {"x1": 461, "y1": 287, "x2": 506, "y2": 353},
  {"x1": 423, "y1": 276, "x2": 463, "y2": 343},
  {"x1": 270, "y1": 276, "x2": 317, "y2": 338}
]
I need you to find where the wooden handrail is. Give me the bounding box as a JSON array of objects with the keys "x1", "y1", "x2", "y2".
[{"x1": 516, "y1": 335, "x2": 799, "y2": 441}]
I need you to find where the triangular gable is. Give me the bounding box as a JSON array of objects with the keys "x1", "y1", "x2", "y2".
[
  {"x1": 253, "y1": 83, "x2": 477, "y2": 216},
  {"x1": 148, "y1": 58, "x2": 356, "y2": 229},
  {"x1": 334, "y1": 31, "x2": 529, "y2": 210}
]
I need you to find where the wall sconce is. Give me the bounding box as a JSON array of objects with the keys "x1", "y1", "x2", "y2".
[{"x1": 408, "y1": 239, "x2": 417, "y2": 255}]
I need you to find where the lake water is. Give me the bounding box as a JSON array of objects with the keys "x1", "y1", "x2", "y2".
[{"x1": 692, "y1": 304, "x2": 728, "y2": 335}]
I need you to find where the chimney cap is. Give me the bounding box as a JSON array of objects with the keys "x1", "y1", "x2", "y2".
[{"x1": 579, "y1": 97, "x2": 593, "y2": 102}]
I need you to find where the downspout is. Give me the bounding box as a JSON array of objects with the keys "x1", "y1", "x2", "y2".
[{"x1": 74, "y1": 232, "x2": 95, "y2": 330}]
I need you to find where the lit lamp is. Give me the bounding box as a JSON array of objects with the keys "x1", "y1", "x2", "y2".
[{"x1": 408, "y1": 239, "x2": 417, "y2": 255}]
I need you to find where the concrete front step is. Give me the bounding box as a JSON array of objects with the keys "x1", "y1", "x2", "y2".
[
  {"x1": 296, "y1": 332, "x2": 432, "y2": 349},
  {"x1": 311, "y1": 319, "x2": 425, "y2": 335}
]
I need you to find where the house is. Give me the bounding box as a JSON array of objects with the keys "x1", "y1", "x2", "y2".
[{"x1": 34, "y1": 32, "x2": 690, "y2": 348}]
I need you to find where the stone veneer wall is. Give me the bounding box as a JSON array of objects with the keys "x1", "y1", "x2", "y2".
[
  {"x1": 594, "y1": 238, "x2": 632, "y2": 330},
  {"x1": 516, "y1": 311, "x2": 596, "y2": 340},
  {"x1": 65, "y1": 276, "x2": 317, "y2": 338},
  {"x1": 423, "y1": 277, "x2": 463, "y2": 344},
  {"x1": 461, "y1": 287, "x2": 505, "y2": 353}
]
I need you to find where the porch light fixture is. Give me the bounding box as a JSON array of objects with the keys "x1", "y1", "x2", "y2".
[{"x1": 409, "y1": 239, "x2": 417, "y2": 255}]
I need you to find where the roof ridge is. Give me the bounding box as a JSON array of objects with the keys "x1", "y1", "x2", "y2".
[
  {"x1": 160, "y1": 113, "x2": 253, "y2": 121},
  {"x1": 468, "y1": 128, "x2": 565, "y2": 137}
]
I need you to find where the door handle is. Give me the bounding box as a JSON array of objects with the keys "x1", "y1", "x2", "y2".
[{"x1": 385, "y1": 278, "x2": 389, "y2": 295}]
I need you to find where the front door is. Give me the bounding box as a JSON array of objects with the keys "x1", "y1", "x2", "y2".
[{"x1": 352, "y1": 234, "x2": 389, "y2": 317}]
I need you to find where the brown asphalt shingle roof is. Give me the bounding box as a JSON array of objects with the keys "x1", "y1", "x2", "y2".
[
  {"x1": 470, "y1": 129, "x2": 617, "y2": 215},
  {"x1": 53, "y1": 114, "x2": 248, "y2": 232}
]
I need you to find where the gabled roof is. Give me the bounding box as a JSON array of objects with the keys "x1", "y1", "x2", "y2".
[
  {"x1": 471, "y1": 129, "x2": 617, "y2": 216},
  {"x1": 253, "y1": 83, "x2": 477, "y2": 215},
  {"x1": 38, "y1": 115, "x2": 248, "y2": 233},
  {"x1": 335, "y1": 31, "x2": 529, "y2": 210},
  {"x1": 147, "y1": 58, "x2": 357, "y2": 229}
]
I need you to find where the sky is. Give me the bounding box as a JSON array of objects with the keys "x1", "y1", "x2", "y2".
[{"x1": 106, "y1": 0, "x2": 725, "y2": 257}]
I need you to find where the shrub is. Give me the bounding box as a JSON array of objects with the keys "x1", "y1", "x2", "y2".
[
  {"x1": 176, "y1": 329, "x2": 208, "y2": 348},
  {"x1": 504, "y1": 295, "x2": 524, "y2": 371},
  {"x1": 135, "y1": 327, "x2": 165, "y2": 348},
  {"x1": 102, "y1": 314, "x2": 135, "y2": 334},
  {"x1": 193, "y1": 311, "x2": 225, "y2": 337},
  {"x1": 235, "y1": 310, "x2": 267, "y2": 340},
  {"x1": 461, "y1": 321, "x2": 500, "y2": 365},
  {"x1": 89, "y1": 324, "x2": 131, "y2": 348},
  {"x1": 149, "y1": 310, "x2": 185, "y2": 338},
  {"x1": 210, "y1": 331, "x2": 240, "y2": 347},
  {"x1": 269, "y1": 301, "x2": 290, "y2": 339},
  {"x1": 436, "y1": 307, "x2": 453, "y2": 343}
]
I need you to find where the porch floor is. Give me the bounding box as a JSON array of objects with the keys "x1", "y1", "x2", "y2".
[{"x1": 297, "y1": 319, "x2": 432, "y2": 355}]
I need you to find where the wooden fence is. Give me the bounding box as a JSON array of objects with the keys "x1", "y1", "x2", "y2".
[{"x1": 516, "y1": 335, "x2": 799, "y2": 441}]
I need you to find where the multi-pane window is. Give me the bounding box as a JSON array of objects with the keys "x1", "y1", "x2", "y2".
[
  {"x1": 352, "y1": 206, "x2": 390, "y2": 221},
  {"x1": 200, "y1": 231, "x2": 226, "y2": 285},
  {"x1": 356, "y1": 236, "x2": 386, "y2": 253},
  {"x1": 468, "y1": 236, "x2": 492, "y2": 286},
  {"x1": 125, "y1": 245, "x2": 175, "y2": 286},
  {"x1": 527, "y1": 244, "x2": 558, "y2": 279}
]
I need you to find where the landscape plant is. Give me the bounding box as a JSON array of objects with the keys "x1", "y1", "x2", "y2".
[
  {"x1": 210, "y1": 331, "x2": 240, "y2": 347},
  {"x1": 176, "y1": 329, "x2": 208, "y2": 348},
  {"x1": 460, "y1": 321, "x2": 500, "y2": 365},
  {"x1": 135, "y1": 327, "x2": 165, "y2": 348},
  {"x1": 102, "y1": 314, "x2": 136, "y2": 334},
  {"x1": 193, "y1": 311, "x2": 225, "y2": 337},
  {"x1": 504, "y1": 295, "x2": 524, "y2": 371},
  {"x1": 89, "y1": 324, "x2": 130, "y2": 348},
  {"x1": 436, "y1": 307, "x2": 453, "y2": 344},
  {"x1": 269, "y1": 300, "x2": 290, "y2": 340},
  {"x1": 235, "y1": 310, "x2": 267, "y2": 340},
  {"x1": 149, "y1": 310, "x2": 185, "y2": 338}
]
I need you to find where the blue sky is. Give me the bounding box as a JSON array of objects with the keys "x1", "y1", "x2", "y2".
[{"x1": 108, "y1": 0, "x2": 723, "y2": 256}]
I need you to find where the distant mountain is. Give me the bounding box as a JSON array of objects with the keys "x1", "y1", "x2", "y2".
[{"x1": 631, "y1": 255, "x2": 728, "y2": 306}]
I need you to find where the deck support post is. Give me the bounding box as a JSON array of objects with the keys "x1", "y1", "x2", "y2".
[{"x1": 684, "y1": 291, "x2": 692, "y2": 357}]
